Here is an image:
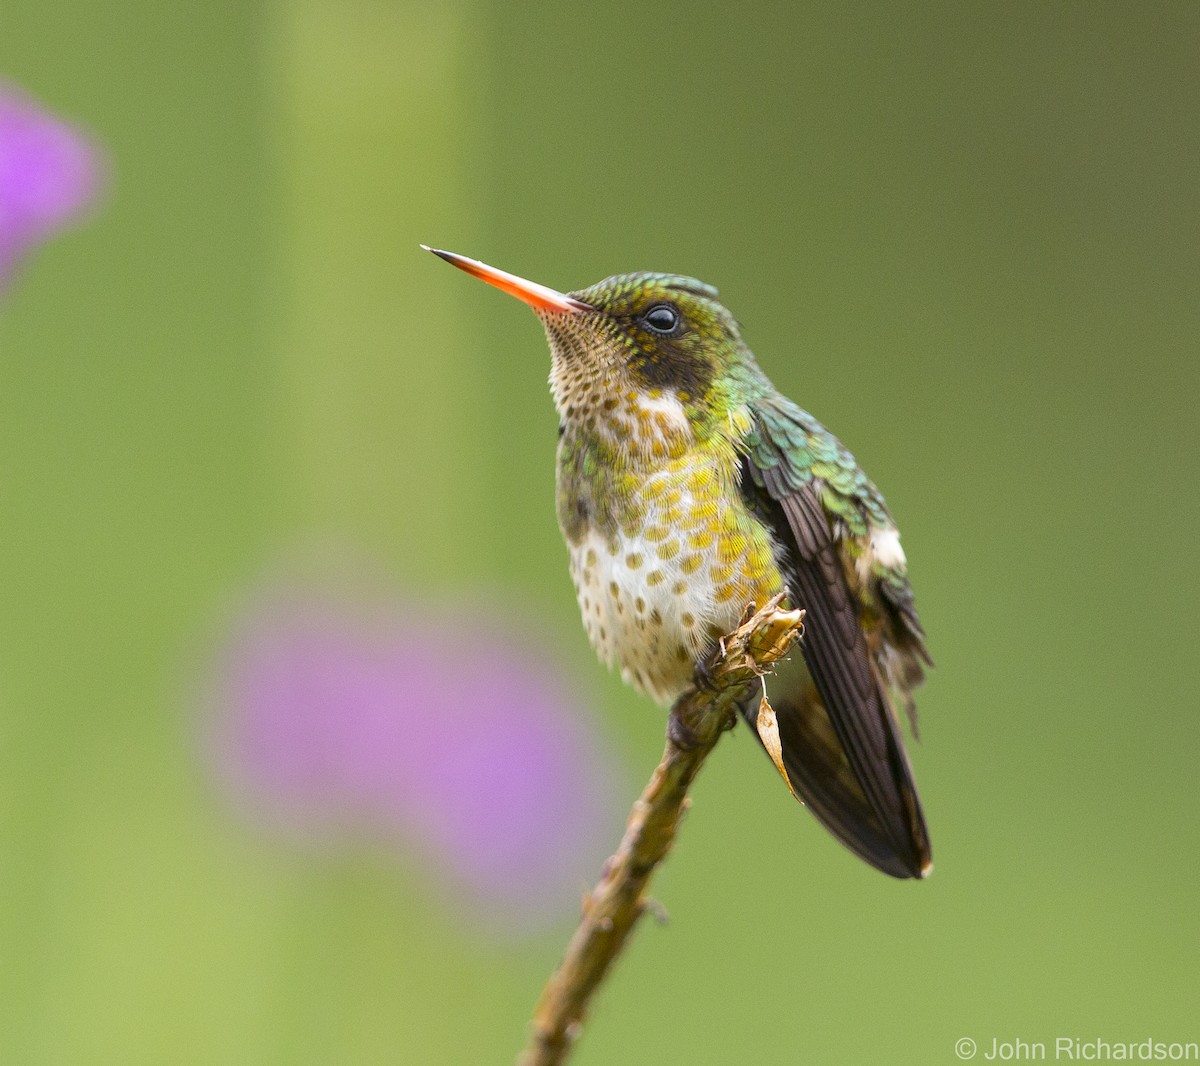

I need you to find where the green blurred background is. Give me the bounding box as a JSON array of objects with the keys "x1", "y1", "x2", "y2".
[{"x1": 3, "y1": 1, "x2": 1198, "y2": 1063}]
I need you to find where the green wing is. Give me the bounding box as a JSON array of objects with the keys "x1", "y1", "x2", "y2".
[{"x1": 741, "y1": 396, "x2": 932, "y2": 879}]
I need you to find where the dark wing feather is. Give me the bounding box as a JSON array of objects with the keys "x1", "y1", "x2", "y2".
[
  {"x1": 742, "y1": 410, "x2": 931, "y2": 878},
  {"x1": 744, "y1": 663, "x2": 917, "y2": 877}
]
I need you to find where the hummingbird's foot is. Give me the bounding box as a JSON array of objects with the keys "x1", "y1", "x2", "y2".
[
  {"x1": 691, "y1": 652, "x2": 721, "y2": 694},
  {"x1": 667, "y1": 711, "x2": 705, "y2": 751},
  {"x1": 668, "y1": 704, "x2": 738, "y2": 751},
  {"x1": 691, "y1": 632, "x2": 733, "y2": 694}
]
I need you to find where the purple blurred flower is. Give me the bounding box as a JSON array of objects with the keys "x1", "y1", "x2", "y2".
[
  {"x1": 0, "y1": 82, "x2": 104, "y2": 287},
  {"x1": 203, "y1": 575, "x2": 625, "y2": 934}
]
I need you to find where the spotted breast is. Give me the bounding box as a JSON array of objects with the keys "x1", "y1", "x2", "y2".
[{"x1": 559, "y1": 433, "x2": 785, "y2": 706}]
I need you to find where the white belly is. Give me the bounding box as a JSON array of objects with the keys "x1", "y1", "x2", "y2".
[{"x1": 569, "y1": 529, "x2": 716, "y2": 704}]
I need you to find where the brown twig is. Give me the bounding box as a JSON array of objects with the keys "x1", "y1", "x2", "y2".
[{"x1": 516, "y1": 596, "x2": 805, "y2": 1066}]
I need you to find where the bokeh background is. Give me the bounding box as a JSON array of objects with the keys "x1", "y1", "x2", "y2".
[{"x1": 3, "y1": 2, "x2": 1198, "y2": 1063}]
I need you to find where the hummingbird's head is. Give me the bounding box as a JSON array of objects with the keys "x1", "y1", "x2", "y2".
[
  {"x1": 551, "y1": 271, "x2": 743, "y2": 413},
  {"x1": 423, "y1": 248, "x2": 753, "y2": 450}
]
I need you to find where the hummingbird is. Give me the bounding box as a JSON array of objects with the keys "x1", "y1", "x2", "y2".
[{"x1": 424, "y1": 246, "x2": 933, "y2": 879}]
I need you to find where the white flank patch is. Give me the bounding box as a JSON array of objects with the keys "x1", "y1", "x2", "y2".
[{"x1": 870, "y1": 527, "x2": 906, "y2": 569}]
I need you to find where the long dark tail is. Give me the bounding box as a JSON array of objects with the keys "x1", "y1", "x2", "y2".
[{"x1": 739, "y1": 662, "x2": 931, "y2": 879}]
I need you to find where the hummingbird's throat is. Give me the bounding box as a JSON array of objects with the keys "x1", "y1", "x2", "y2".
[{"x1": 541, "y1": 313, "x2": 694, "y2": 458}]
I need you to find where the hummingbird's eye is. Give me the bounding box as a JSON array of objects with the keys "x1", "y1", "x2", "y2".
[{"x1": 641, "y1": 303, "x2": 681, "y2": 335}]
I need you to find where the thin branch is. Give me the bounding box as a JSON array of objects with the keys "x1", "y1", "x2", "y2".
[{"x1": 517, "y1": 596, "x2": 805, "y2": 1066}]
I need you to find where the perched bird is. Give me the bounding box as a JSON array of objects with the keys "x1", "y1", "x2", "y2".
[{"x1": 424, "y1": 247, "x2": 933, "y2": 879}]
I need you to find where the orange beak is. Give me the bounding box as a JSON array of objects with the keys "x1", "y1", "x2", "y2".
[{"x1": 421, "y1": 246, "x2": 593, "y2": 313}]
